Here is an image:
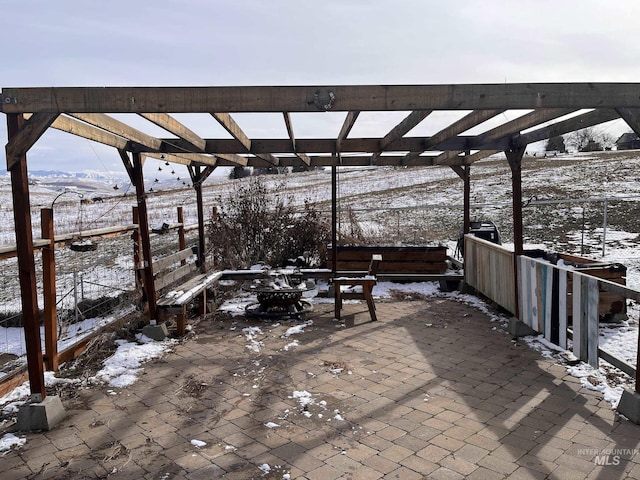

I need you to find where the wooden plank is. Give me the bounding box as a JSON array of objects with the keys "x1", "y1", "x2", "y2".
[
  {"x1": 283, "y1": 112, "x2": 296, "y2": 151},
  {"x1": 529, "y1": 257, "x2": 538, "y2": 331},
  {"x1": 587, "y1": 277, "x2": 599, "y2": 368},
  {"x1": 158, "y1": 271, "x2": 223, "y2": 306},
  {"x1": 46, "y1": 114, "x2": 129, "y2": 149},
  {"x1": 7, "y1": 84, "x2": 640, "y2": 113},
  {"x1": 615, "y1": 107, "x2": 640, "y2": 137},
  {"x1": 211, "y1": 112, "x2": 252, "y2": 150},
  {"x1": 337, "y1": 111, "x2": 359, "y2": 152},
  {"x1": 518, "y1": 256, "x2": 527, "y2": 324},
  {"x1": 5, "y1": 113, "x2": 58, "y2": 169},
  {"x1": 404, "y1": 109, "x2": 504, "y2": 162},
  {"x1": 155, "y1": 262, "x2": 197, "y2": 291},
  {"x1": 333, "y1": 247, "x2": 447, "y2": 262},
  {"x1": 282, "y1": 111, "x2": 313, "y2": 166},
  {"x1": 215, "y1": 153, "x2": 249, "y2": 167},
  {"x1": 558, "y1": 268, "x2": 567, "y2": 349},
  {"x1": 380, "y1": 110, "x2": 432, "y2": 150},
  {"x1": 211, "y1": 112, "x2": 279, "y2": 165},
  {"x1": 68, "y1": 113, "x2": 163, "y2": 150},
  {"x1": 155, "y1": 136, "x2": 477, "y2": 155},
  {"x1": 152, "y1": 151, "x2": 226, "y2": 169},
  {"x1": 0, "y1": 368, "x2": 29, "y2": 398},
  {"x1": 572, "y1": 273, "x2": 582, "y2": 360},
  {"x1": 334, "y1": 261, "x2": 448, "y2": 274},
  {"x1": 516, "y1": 109, "x2": 619, "y2": 147},
  {"x1": 153, "y1": 248, "x2": 194, "y2": 272},
  {"x1": 542, "y1": 264, "x2": 552, "y2": 341},
  {"x1": 471, "y1": 108, "x2": 576, "y2": 148},
  {"x1": 139, "y1": 113, "x2": 206, "y2": 151}
]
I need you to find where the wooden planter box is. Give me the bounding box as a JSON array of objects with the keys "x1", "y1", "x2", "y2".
[{"x1": 327, "y1": 245, "x2": 448, "y2": 274}]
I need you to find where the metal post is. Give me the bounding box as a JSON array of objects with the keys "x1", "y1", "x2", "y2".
[
  {"x1": 73, "y1": 271, "x2": 79, "y2": 323},
  {"x1": 463, "y1": 165, "x2": 471, "y2": 236},
  {"x1": 7, "y1": 113, "x2": 46, "y2": 399},
  {"x1": 177, "y1": 206, "x2": 186, "y2": 265},
  {"x1": 331, "y1": 164, "x2": 338, "y2": 273},
  {"x1": 602, "y1": 198, "x2": 608, "y2": 257}
]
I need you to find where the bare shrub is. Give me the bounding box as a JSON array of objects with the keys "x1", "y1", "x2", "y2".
[{"x1": 208, "y1": 177, "x2": 330, "y2": 269}]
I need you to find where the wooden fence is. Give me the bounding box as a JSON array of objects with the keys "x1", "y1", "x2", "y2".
[
  {"x1": 464, "y1": 235, "x2": 516, "y2": 314},
  {"x1": 465, "y1": 236, "x2": 639, "y2": 388}
]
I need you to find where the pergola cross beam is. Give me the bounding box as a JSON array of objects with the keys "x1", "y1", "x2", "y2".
[
  {"x1": 211, "y1": 112, "x2": 279, "y2": 165},
  {"x1": 139, "y1": 113, "x2": 206, "y2": 151}
]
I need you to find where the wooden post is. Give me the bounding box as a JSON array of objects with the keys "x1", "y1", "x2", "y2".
[
  {"x1": 195, "y1": 182, "x2": 206, "y2": 273},
  {"x1": 331, "y1": 164, "x2": 338, "y2": 273},
  {"x1": 7, "y1": 113, "x2": 46, "y2": 399},
  {"x1": 463, "y1": 165, "x2": 471, "y2": 236},
  {"x1": 41, "y1": 208, "x2": 58, "y2": 371},
  {"x1": 132, "y1": 152, "x2": 157, "y2": 321},
  {"x1": 506, "y1": 146, "x2": 526, "y2": 316},
  {"x1": 132, "y1": 206, "x2": 142, "y2": 291},
  {"x1": 177, "y1": 206, "x2": 186, "y2": 265},
  {"x1": 210, "y1": 206, "x2": 218, "y2": 267}
]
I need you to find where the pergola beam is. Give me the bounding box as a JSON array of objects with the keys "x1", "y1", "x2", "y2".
[
  {"x1": 211, "y1": 112, "x2": 252, "y2": 151},
  {"x1": 6, "y1": 83, "x2": 640, "y2": 113},
  {"x1": 283, "y1": 112, "x2": 311, "y2": 166},
  {"x1": 211, "y1": 112, "x2": 279, "y2": 165},
  {"x1": 372, "y1": 110, "x2": 432, "y2": 162},
  {"x1": 68, "y1": 113, "x2": 163, "y2": 151},
  {"x1": 337, "y1": 111, "x2": 359, "y2": 152},
  {"x1": 515, "y1": 109, "x2": 619, "y2": 147},
  {"x1": 615, "y1": 107, "x2": 640, "y2": 137},
  {"x1": 58, "y1": 114, "x2": 129, "y2": 149},
  {"x1": 403, "y1": 109, "x2": 504, "y2": 163},
  {"x1": 5, "y1": 113, "x2": 58, "y2": 169},
  {"x1": 139, "y1": 113, "x2": 206, "y2": 151},
  {"x1": 471, "y1": 108, "x2": 576, "y2": 148}
]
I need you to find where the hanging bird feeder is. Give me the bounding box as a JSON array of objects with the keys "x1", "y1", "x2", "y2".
[
  {"x1": 70, "y1": 239, "x2": 97, "y2": 252},
  {"x1": 70, "y1": 195, "x2": 98, "y2": 252}
]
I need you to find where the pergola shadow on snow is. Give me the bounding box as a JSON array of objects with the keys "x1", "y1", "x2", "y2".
[{"x1": 3, "y1": 83, "x2": 640, "y2": 400}]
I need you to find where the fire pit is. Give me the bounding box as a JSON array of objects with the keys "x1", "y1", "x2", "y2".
[{"x1": 242, "y1": 270, "x2": 314, "y2": 320}]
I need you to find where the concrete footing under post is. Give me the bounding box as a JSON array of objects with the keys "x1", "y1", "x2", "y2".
[
  {"x1": 142, "y1": 322, "x2": 169, "y2": 341},
  {"x1": 17, "y1": 395, "x2": 66, "y2": 431},
  {"x1": 617, "y1": 390, "x2": 640, "y2": 424},
  {"x1": 509, "y1": 318, "x2": 537, "y2": 338}
]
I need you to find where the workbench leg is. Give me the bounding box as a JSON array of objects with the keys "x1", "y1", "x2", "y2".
[
  {"x1": 176, "y1": 306, "x2": 186, "y2": 336},
  {"x1": 364, "y1": 285, "x2": 377, "y2": 322}
]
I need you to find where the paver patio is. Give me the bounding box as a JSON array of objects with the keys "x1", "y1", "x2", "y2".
[{"x1": 1, "y1": 297, "x2": 640, "y2": 479}]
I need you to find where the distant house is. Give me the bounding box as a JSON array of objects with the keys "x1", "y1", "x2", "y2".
[
  {"x1": 580, "y1": 140, "x2": 603, "y2": 152},
  {"x1": 616, "y1": 132, "x2": 640, "y2": 150}
]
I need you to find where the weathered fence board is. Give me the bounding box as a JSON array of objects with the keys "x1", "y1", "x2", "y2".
[{"x1": 465, "y1": 236, "x2": 516, "y2": 314}]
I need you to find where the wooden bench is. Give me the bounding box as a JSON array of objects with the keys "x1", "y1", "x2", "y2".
[
  {"x1": 154, "y1": 247, "x2": 222, "y2": 334},
  {"x1": 333, "y1": 254, "x2": 382, "y2": 322}
]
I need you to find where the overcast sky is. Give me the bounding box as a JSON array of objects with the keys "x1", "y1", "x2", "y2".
[{"x1": 2, "y1": 0, "x2": 640, "y2": 176}]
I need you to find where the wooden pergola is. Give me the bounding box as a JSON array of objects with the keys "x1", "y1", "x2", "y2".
[{"x1": 3, "y1": 83, "x2": 640, "y2": 400}]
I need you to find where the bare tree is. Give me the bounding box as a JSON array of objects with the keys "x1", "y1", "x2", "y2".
[{"x1": 566, "y1": 127, "x2": 603, "y2": 152}]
